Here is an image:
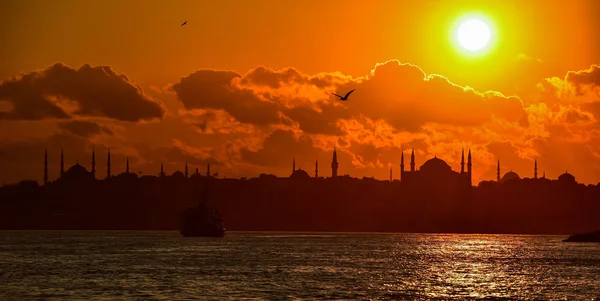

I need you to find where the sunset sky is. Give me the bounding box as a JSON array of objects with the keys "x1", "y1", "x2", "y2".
[{"x1": 1, "y1": 0, "x2": 599, "y2": 185}]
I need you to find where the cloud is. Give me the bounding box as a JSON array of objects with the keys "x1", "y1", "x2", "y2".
[
  {"x1": 240, "y1": 129, "x2": 321, "y2": 168},
  {"x1": 565, "y1": 64, "x2": 600, "y2": 91},
  {"x1": 58, "y1": 120, "x2": 114, "y2": 138},
  {"x1": 0, "y1": 63, "x2": 165, "y2": 121},
  {"x1": 170, "y1": 70, "x2": 282, "y2": 126},
  {"x1": 516, "y1": 53, "x2": 542, "y2": 63},
  {"x1": 3, "y1": 61, "x2": 600, "y2": 185}
]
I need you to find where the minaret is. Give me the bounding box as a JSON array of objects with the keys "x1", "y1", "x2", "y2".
[
  {"x1": 534, "y1": 159, "x2": 538, "y2": 179},
  {"x1": 542, "y1": 171, "x2": 546, "y2": 179},
  {"x1": 400, "y1": 149, "x2": 405, "y2": 181},
  {"x1": 106, "y1": 148, "x2": 111, "y2": 179},
  {"x1": 185, "y1": 161, "x2": 188, "y2": 178},
  {"x1": 293, "y1": 158, "x2": 296, "y2": 173},
  {"x1": 460, "y1": 148, "x2": 465, "y2": 174},
  {"x1": 91, "y1": 146, "x2": 96, "y2": 179},
  {"x1": 410, "y1": 149, "x2": 415, "y2": 172},
  {"x1": 126, "y1": 157, "x2": 129, "y2": 174},
  {"x1": 467, "y1": 148, "x2": 472, "y2": 186},
  {"x1": 331, "y1": 148, "x2": 338, "y2": 177},
  {"x1": 44, "y1": 148, "x2": 48, "y2": 186},
  {"x1": 206, "y1": 162, "x2": 210, "y2": 177},
  {"x1": 195, "y1": 168, "x2": 199, "y2": 175},
  {"x1": 160, "y1": 162, "x2": 165, "y2": 177},
  {"x1": 60, "y1": 149, "x2": 64, "y2": 178},
  {"x1": 389, "y1": 168, "x2": 392, "y2": 182},
  {"x1": 497, "y1": 160, "x2": 501, "y2": 182},
  {"x1": 315, "y1": 160, "x2": 319, "y2": 178}
]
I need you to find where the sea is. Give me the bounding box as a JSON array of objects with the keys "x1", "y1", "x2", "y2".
[{"x1": 0, "y1": 231, "x2": 599, "y2": 300}]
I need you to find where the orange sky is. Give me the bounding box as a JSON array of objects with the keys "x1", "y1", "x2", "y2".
[{"x1": 1, "y1": 0, "x2": 599, "y2": 185}]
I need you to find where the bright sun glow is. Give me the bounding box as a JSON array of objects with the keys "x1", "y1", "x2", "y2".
[{"x1": 457, "y1": 19, "x2": 491, "y2": 51}]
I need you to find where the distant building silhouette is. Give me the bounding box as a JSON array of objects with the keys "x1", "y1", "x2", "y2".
[
  {"x1": 331, "y1": 148, "x2": 338, "y2": 178},
  {"x1": 185, "y1": 161, "x2": 189, "y2": 178},
  {"x1": 534, "y1": 159, "x2": 538, "y2": 179},
  {"x1": 315, "y1": 160, "x2": 318, "y2": 178},
  {"x1": 160, "y1": 162, "x2": 165, "y2": 177},
  {"x1": 293, "y1": 158, "x2": 296, "y2": 173},
  {"x1": 400, "y1": 148, "x2": 472, "y2": 187},
  {"x1": 126, "y1": 157, "x2": 130, "y2": 174}
]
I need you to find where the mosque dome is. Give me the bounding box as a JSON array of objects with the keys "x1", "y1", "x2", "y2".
[
  {"x1": 290, "y1": 168, "x2": 310, "y2": 179},
  {"x1": 501, "y1": 171, "x2": 520, "y2": 183},
  {"x1": 420, "y1": 157, "x2": 452, "y2": 173},
  {"x1": 66, "y1": 163, "x2": 90, "y2": 176},
  {"x1": 558, "y1": 172, "x2": 576, "y2": 183},
  {"x1": 171, "y1": 170, "x2": 185, "y2": 178},
  {"x1": 62, "y1": 163, "x2": 92, "y2": 181}
]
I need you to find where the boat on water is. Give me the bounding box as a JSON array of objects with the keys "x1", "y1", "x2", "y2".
[
  {"x1": 180, "y1": 169, "x2": 225, "y2": 237},
  {"x1": 563, "y1": 230, "x2": 600, "y2": 242},
  {"x1": 180, "y1": 203, "x2": 225, "y2": 237}
]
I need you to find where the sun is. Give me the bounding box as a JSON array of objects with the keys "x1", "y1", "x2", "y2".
[{"x1": 457, "y1": 19, "x2": 491, "y2": 52}]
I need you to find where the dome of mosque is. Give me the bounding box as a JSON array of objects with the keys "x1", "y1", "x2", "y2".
[
  {"x1": 290, "y1": 169, "x2": 310, "y2": 179},
  {"x1": 65, "y1": 163, "x2": 90, "y2": 176},
  {"x1": 558, "y1": 172, "x2": 575, "y2": 183},
  {"x1": 61, "y1": 163, "x2": 93, "y2": 181},
  {"x1": 420, "y1": 157, "x2": 452, "y2": 173},
  {"x1": 501, "y1": 171, "x2": 520, "y2": 182},
  {"x1": 171, "y1": 170, "x2": 185, "y2": 178}
]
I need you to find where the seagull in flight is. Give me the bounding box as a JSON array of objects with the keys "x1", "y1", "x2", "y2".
[
  {"x1": 332, "y1": 89, "x2": 355, "y2": 101},
  {"x1": 181, "y1": 20, "x2": 187, "y2": 26}
]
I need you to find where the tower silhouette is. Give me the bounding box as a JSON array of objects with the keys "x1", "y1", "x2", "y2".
[
  {"x1": 60, "y1": 149, "x2": 64, "y2": 178},
  {"x1": 293, "y1": 158, "x2": 296, "y2": 173},
  {"x1": 331, "y1": 148, "x2": 338, "y2": 178},
  {"x1": 400, "y1": 149, "x2": 405, "y2": 181},
  {"x1": 467, "y1": 148, "x2": 472, "y2": 186},
  {"x1": 44, "y1": 149, "x2": 48, "y2": 186},
  {"x1": 126, "y1": 157, "x2": 130, "y2": 174},
  {"x1": 206, "y1": 162, "x2": 210, "y2": 177},
  {"x1": 497, "y1": 160, "x2": 501, "y2": 182},
  {"x1": 160, "y1": 162, "x2": 165, "y2": 177},
  {"x1": 389, "y1": 168, "x2": 392, "y2": 181},
  {"x1": 534, "y1": 159, "x2": 538, "y2": 179},
  {"x1": 410, "y1": 149, "x2": 415, "y2": 172},
  {"x1": 107, "y1": 148, "x2": 111, "y2": 179},
  {"x1": 315, "y1": 160, "x2": 318, "y2": 178},
  {"x1": 91, "y1": 147, "x2": 96, "y2": 179},
  {"x1": 461, "y1": 148, "x2": 465, "y2": 174},
  {"x1": 185, "y1": 161, "x2": 188, "y2": 178}
]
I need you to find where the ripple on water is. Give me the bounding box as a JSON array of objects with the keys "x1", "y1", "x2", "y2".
[{"x1": 0, "y1": 232, "x2": 599, "y2": 300}]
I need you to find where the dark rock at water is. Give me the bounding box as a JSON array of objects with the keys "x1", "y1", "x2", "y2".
[{"x1": 563, "y1": 230, "x2": 600, "y2": 242}]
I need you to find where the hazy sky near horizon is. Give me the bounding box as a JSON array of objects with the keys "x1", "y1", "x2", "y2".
[{"x1": 1, "y1": 0, "x2": 599, "y2": 185}]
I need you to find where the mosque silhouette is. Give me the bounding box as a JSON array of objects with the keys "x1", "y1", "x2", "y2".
[{"x1": 0, "y1": 146, "x2": 597, "y2": 234}]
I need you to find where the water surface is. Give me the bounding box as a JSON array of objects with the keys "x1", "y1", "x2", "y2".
[{"x1": 1, "y1": 231, "x2": 599, "y2": 300}]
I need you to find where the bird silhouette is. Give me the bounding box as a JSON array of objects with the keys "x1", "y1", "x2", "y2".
[
  {"x1": 181, "y1": 21, "x2": 187, "y2": 26},
  {"x1": 332, "y1": 89, "x2": 355, "y2": 101}
]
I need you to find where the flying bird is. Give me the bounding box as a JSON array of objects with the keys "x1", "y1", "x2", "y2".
[
  {"x1": 181, "y1": 21, "x2": 187, "y2": 26},
  {"x1": 332, "y1": 89, "x2": 355, "y2": 101}
]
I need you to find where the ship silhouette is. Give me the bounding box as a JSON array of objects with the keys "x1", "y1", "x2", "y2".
[{"x1": 180, "y1": 169, "x2": 225, "y2": 237}]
